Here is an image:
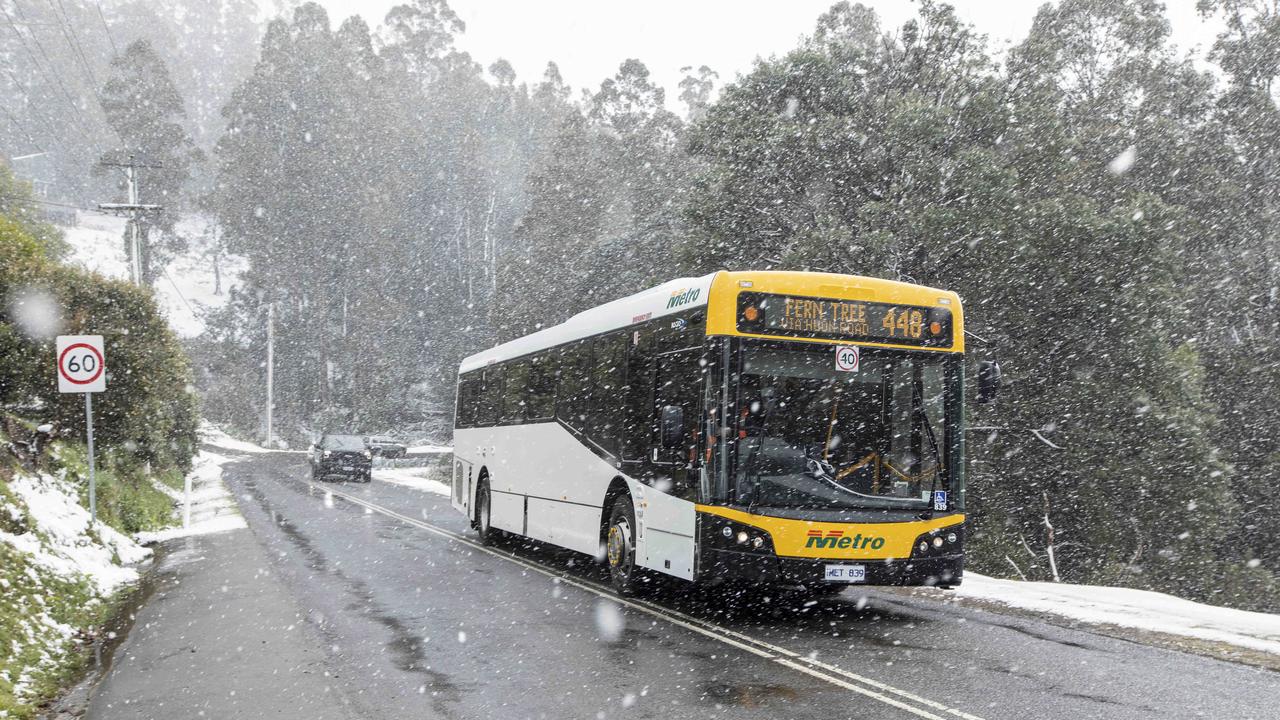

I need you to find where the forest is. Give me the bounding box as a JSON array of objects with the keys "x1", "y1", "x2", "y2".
[{"x1": 1, "y1": 0, "x2": 1277, "y2": 610}]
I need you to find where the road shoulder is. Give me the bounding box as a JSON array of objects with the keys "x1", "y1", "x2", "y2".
[{"x1": 78, "y1": 521, "x2": 359, "y2": 719}]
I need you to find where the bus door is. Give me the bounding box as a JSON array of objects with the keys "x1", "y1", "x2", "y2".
[
  {"x1": 637, "y1": 346, "x2": 703, "y2": 580},
  {"x1": 452, "y1": 457, "x2": 472, "y2": 516}
]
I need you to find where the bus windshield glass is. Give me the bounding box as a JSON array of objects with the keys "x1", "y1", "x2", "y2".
[{"x1": 732, "y1": 341, "x2": 952, "y2": 511}]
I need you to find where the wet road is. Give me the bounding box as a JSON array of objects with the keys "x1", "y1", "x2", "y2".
[{"x1": 158, "y1": 452, "x2": 1278, "y2": 719}]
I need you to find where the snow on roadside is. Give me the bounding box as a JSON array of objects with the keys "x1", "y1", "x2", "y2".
[
  {"x1": 135, "y1": 449, "x2": 246, "y2": 544},
  {"x1": 373, "y1": 466, "x2": 451, "y2": 497},
  {"x1": 947, "y1": 573, "x2": 1280, "y2": 657},
  {"x1": 408, "y1": 444, "x2": 452, "y2": 454},
  {"x1": 199, "y1": 423, "x2": 270, "y2": 454},
  {"x1": 1, "y1": 471, "x2": 150, "y2": 595}
]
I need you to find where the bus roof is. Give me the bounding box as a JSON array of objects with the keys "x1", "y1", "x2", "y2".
[
  {"x1": 458, "y1": 271, "x2": 963, "y2": 374},
  {"x1": 460, "y1": 273, "x2": 717, "y2": 374}
]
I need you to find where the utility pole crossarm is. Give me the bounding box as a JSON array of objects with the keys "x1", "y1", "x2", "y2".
[
  {"x1": 98, "y1": 159, "x2": 165, "y2": 170},
  {"x1": 95, "y1": 202, "x2": 163, "y2": 214},
  {"x1": 96, "y1": 155, "x2": 164, "y2": 286}
]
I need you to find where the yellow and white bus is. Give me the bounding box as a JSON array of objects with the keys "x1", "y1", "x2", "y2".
[{"x1": 452, "y1": 271, "x2": 976, "y2": 595}]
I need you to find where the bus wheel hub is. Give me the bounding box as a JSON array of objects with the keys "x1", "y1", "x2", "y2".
[{"x1": 607, "y1": 525, "x2": 626, "y2": 567}]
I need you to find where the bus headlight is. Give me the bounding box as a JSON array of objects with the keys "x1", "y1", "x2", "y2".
[
  {"x1": 703, "y1": 517, "x2": 774, "y2": 554},
  {"x1": 912, "y1": 526, "x2": 963, "y2": 558}
]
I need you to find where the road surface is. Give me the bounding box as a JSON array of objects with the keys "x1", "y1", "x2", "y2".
[{"x1": 86, "y1": 451, "x2": 1279, "y2": 719}]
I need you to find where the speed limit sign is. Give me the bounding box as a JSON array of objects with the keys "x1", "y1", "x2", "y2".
[
  {"x1": 56, "y1": 335, "x2": 106, "y2": 393},
  {"x1": 835, "y1": 345, "x2": 860, "y2": 373}
]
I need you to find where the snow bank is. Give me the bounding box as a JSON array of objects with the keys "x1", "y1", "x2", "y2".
[
  {"x1": 1, "y1": 471, "x2": 150, "y2": 595},
  {"x1": 373, "y1": 466, "x2": 451, "y2": 497},
  {"x1": 951, "y1": 573, "x2": 1280, "y2": 656},
  {"x1": 408, "y1": 444, "x2": 452, "y2": 454},
  {"x1": 199, "y1": 422, "x2": 270, "y2": 454},
  {"x1": 135, "y1": 449, "x2": 246, "y2": 544}
]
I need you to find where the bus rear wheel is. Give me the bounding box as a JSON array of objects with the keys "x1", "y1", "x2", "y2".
[{"x1": 606, "y1": 495, "x2": 644, "y2": 596}]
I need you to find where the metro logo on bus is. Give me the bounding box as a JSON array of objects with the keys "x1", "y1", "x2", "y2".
[
  {"x1": 805, "y1": 529, "x2": 887, "y2": 551},
  {"x1": 666, "y1": 287, "x2": 701, "y2": 309}
]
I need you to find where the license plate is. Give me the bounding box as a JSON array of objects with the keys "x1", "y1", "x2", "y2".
[
  {"x1": 824, "y1": 564, "x2": 866, "y2": 583},
  {"x1": 341, "y1": 465, "x2": 353, "y2": 471}
]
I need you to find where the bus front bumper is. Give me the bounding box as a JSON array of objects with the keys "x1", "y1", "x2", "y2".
[{"x1": 698, "y1": 548, "x2": 963, "y2": 588}]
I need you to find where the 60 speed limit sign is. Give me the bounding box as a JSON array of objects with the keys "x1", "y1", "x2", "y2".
[{"x1": 56, "y1": 335, "x2": 106, "y2": 393}]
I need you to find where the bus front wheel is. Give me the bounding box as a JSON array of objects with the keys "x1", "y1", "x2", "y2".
[
  {"x1": 606, "y1": 496, "x2": 644, "y2": 596},
  {"x1": 476, "y1": 479, "x2": 499, "y2": 545}
]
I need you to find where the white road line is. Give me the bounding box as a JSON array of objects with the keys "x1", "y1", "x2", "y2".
[{"x1": 303, "y1": 478, "x2": 985, "y2": 720}]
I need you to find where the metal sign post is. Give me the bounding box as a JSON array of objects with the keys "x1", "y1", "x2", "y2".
[
  {"x1": 86, "y1": 393, "x2": 96, "y2": 521},
  {"x1": 56, "y1": 335, "x2": 107, "y2": 525}
]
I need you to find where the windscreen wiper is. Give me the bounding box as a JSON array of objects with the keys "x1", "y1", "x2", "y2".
[
  {"x1": 913, "y1": 380, "x2": 944, "y2": 519},
  {"x1": 739, "y1": 400, "x2": 774, "y2": 513}
]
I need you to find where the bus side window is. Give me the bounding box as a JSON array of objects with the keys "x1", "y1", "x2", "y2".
[
  {"x1": 556, "y1": 340, "x2": 592, "y2": 430},
  {"x1": 526, "y1": 354, "x2": 555, "y2": 421},
  {"x1": 621, "y1": 330, "x2": 654, "y2": 462},
  {"x1": 455, "y1": 376, "x2": 475, "y2": 428},
  {"x1": 502, "y1": 361, "x2": 529, "y2": 424},
  {"x1": 478, "y1": 367, "x2": 501, "y2": 426},
  {"x1": 589, "y1": 333, "x2": 627, "y2": 456}
]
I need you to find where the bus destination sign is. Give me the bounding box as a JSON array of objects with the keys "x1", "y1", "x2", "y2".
[{"x1": 736, "y1": 292, "x2": 953, "y2": 348}]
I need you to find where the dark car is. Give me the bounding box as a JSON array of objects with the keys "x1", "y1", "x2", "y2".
[
  {"x1": 310, "y1": 434, "x2": 372, "y2": 482},
  {"x1": 365, "y1": 435, "x2": 407, "y2": 459}
]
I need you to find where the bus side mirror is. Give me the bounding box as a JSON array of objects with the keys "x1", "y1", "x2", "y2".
[
  {"x1": 977, "y1": 360, "x2": 1001, "y2": 404},
  {"x1": 660, "y1": 405, "x2": 685, "y2": 447}
]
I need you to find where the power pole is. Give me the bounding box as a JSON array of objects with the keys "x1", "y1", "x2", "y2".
[
  {"x1": 97, "y1": 155, "x2": 163, "y2": 285},
  {"x1": 265, "y1": 300, "x2": 274, "y2": 448}
]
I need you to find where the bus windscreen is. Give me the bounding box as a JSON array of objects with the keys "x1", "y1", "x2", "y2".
[{"x1": 736, "y1": 292, "x2": 953, "y2": 347}]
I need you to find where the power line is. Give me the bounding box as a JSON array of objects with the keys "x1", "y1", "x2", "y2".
[
  {"x1": 0, "y1": 1, "x2": 105, "y2": 158},
  {"x1": 0, "y1": 104, "x2": 45, "y2": 153},
  {"x1": 93, "y1": 2, "x2": 116, "y2": 57},
  {"x1": 0, "y1": 62, "x2": 80, "y2": 156},
  {"x1": 0, "y1": 193, "x2": 84, "y2": 210},
  {"x1": 48, "y1": 0, "x2": 101, "y2": 95},
  {"x1": 161, "y1": 264, "x2": 197, "y2": 316}
]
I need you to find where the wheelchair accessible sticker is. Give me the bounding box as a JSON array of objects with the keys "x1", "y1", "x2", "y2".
[
  {"x1": 933, "y1": 490, "x2": 948, "y2": 511},
  {"x1": 835, "y1": 345, "x2": 860, "y2": 372}
]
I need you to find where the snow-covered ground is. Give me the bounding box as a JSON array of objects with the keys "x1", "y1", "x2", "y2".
[
  {"x1": 0, "y1": 464, "x2": 154, "y2": 708},
  {"x1": 61, "y1": 213, "x2": 245, "y2": 337},
  {"x1": 135, "y1": 448, "x2": 246, "y2": 544},
  {"x1": 133, "y1": 422, "x2": 285, "y2": 543},
  {"x1": 932, "y1": 573, "x2": 1280, "y2": 657},
  {"x1": 373, "y1": 465, "x2": 451, "y2": 496},
  {"x1": 1, "y1": 470, "x2": 150, "y2": 596}
]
